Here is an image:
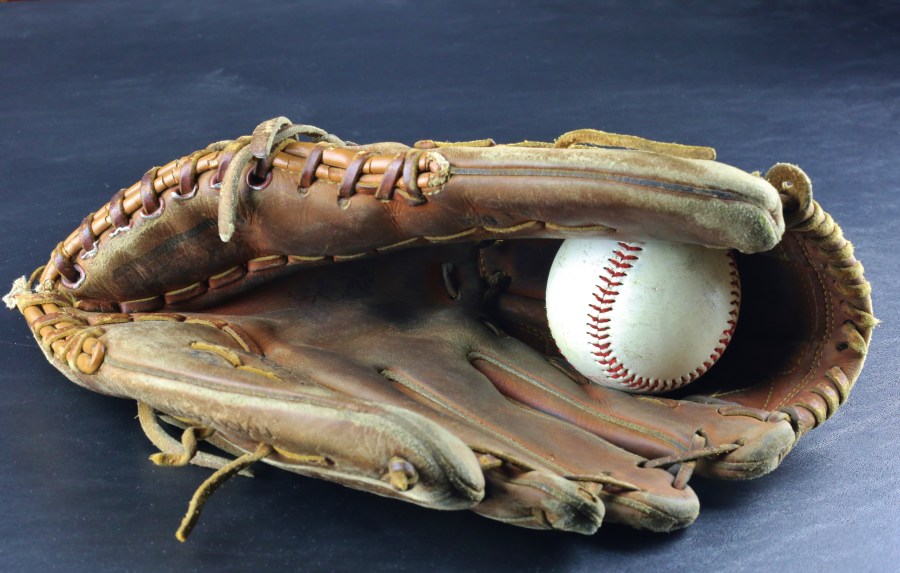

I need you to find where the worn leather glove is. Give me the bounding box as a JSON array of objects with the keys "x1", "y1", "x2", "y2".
[{"x1": 7, "y1": 118, "x2": 874, "y2": 541}]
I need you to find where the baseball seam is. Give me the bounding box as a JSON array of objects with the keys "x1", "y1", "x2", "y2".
[{"x1": 585, "y1": 243, "x2": 740, "y2": 392}]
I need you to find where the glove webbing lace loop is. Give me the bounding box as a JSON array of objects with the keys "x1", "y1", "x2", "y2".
[
  {"x1": 148, "y1": 424, "x2": 215, "y2": 468},
  {"x1": 641, "y1": 434, "x2": 740, "y2": 490},
  {"x1": 137, "y1": 402, "x2": 255, "y2": 475}
]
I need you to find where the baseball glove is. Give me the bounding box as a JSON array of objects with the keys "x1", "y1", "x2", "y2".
[{"x1": 6, "y1": 118, "x2": 874, "y2": 541}]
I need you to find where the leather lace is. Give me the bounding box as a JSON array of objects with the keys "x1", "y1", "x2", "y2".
[
  {"x1": 216, "y1": 117, "x2": 344, "y2": 241},
  {"x1": 641, "y1": 433, "x2": 739, "y2": 490}
]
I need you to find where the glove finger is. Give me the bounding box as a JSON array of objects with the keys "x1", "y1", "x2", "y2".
[
  {"x1": 47, "y1": 317, "x2": 486, "y2": 511},
  {"x1": 38, "y1": 119, "x2": 784, "y2": 311},
  {"x1": 36, "y1": 302, "x2": 606, "y2": 534},
  {"x1": 473, "y1": 468, "x2": 604, "y2": 534},
  {"x1": 475, "y1": 336, "x2": 796, "y2": 480},
  {"x1": 380, "y1": 351, "x2": 700, "y2": 533},
  {"x1": 433, "y1": 144, "x2": 782, "y2": 252},
  {"x1": 237, "y1": 325, "x2": 607, "y2": 534},
  {"x1": 683, "y1": 166, "x2": 874, "y2": 436},
  {"x1": 237, "y1": 311, "x2": 697, "y2": 534},
  {"x1": 482, "y1": 273, "x2": 797, "y2": 479}
]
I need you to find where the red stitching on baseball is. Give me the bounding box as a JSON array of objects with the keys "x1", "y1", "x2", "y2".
[{"x1": 584, "y1": 244, "x2": 740, "y2": 392}]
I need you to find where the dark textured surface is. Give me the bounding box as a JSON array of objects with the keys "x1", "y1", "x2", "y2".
[{"x1": 1, "y1": 2, "x2": 897, "y2": 572}]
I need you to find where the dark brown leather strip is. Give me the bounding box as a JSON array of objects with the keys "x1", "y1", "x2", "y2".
[
  {"x1": 215, "y1": 139, "x2": 248, "y2": 185},
  {"x1": 79, "y1": 213, "x2": 97, "y2": 254},
  {"x1": 109, "y1": 189, "x2": 130, "y2": 229},
  {"x1": 375, "y1": 153, "x2": 405, "y2": 201},
  {"x1": 339, "y1": 153, "x2": 370, "y2": 200},
  {"x1": 178, "y1": 151, "x2": 200, "y2": 196},
  {"x1": 402, "y1": 150, "x2": 426, "y2": 204},
  {"x1": 140, "y1": 168, "x2": 161, "y2": 215},
  {"x1": 300, "y1": 144, "x2": 326, "y2": 190}
]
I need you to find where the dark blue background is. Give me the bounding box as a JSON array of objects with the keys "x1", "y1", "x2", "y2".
[{"x1": 1, "y1": 2, "x2": 897, "y2": 572}]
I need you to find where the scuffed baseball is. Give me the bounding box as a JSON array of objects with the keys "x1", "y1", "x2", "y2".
[{"x1": 546, "y1": 238, "x2": 740, "y2": 394}]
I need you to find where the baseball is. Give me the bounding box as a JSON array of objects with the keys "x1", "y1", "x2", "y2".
[{"x1": 546, "y1": 238, "x2": 740, "y2": 394}]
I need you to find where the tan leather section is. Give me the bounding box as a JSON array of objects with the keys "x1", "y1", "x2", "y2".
[{"x1": 67, "y1": 321, "x2": 486, "y2": 510}]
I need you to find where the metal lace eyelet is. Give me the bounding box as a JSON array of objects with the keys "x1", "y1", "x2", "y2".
[
  {"x1": 61, "y1": 264, "x2": 86, "y2": 289},
  {"x1": 79, "y1": 245, "x2": 99, "y2": 260},
  {"x1": 140, "y1": 197, "x2": 166, "y2": 219},
  {"x1": 247, "y1": 169, "x2": 272, "y2": 191},
  {"x1": 109, "y1": 223, "x2": 132, "y2": 238},
  {"x1": 209, "y1": 172, "x2": 222, "y2": 189},
  {"x1": 173, "y1": 184, "x2": 199, "y2": 201}
]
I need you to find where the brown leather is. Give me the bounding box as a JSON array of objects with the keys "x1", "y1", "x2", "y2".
[
  {"x1": 8, "y1": 119, "x2": 873, "y2": 540},
  {"x1": 36, "y1": 120, "x2": 783, "y2": 313},
  {"x1": 481, "y1": 168, "x2": 874, "y2": 437},
  {"x1": 16, "y1": 244, "x2": 797, "y2": 534}
]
